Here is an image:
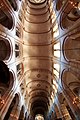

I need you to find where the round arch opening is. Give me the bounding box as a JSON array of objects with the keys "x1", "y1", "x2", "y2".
[{"x1": 35, "y1": 114, "x2": 44, "y2": 120}]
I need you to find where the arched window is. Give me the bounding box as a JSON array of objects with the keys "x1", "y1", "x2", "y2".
[
  {"x1": 15, "y1": 43, "x2": 20, "y2": 57},
  {"x1": 16, "y1": 25, "x2": 21, "y2": 38},
  {"x1": 53, "y1": 63, "x2": 60, "y2": 79},
  {"x1": 53, "y1": 42, "x2": 60, "y2": 58},
  {"x1": 53, "y1": 22, "x2": 59, "y2": 38},
  {"x1": 17, "y1": 63, "x2": 24, "y2": 79}
]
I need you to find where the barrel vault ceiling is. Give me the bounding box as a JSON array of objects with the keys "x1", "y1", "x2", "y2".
[{"x1": 23, "y1": 0, "x2": 53, "y2": 117}]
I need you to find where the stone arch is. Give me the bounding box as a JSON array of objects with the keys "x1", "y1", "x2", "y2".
[
  {"x1": 8, "y1": 70, "x2": 16, "y2": 90},
  {"x1": 0, "y1": 9, "x2": 13, "y2": 30},
  {"x1": 0, "y1": 61, "x2": 10, "y2": 97},
  {"x1": 62, "y1": 36, "x2": 80, "y2": 61},
  {"x1": 0, "y1": 61, "x2": 15, "y2": 106},
  {"x1": 60, "y1": 5, "x2": 80, "y2": 30},
  {"x1": 0, "y1": 37, "x2": 12, "y2": 61},
  {"x1": 61, "y1": 69, "x2": 80, "y2": 98}
]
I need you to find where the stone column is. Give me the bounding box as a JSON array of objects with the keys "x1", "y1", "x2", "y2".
[
  {"x1": 56, "y1": 95, "x2": 72, "y2": 120},
  {"x1": 61, "y1": 83, "x2": 80, "y2": 120},
  {"x1": 8, "y1": 104, "x2": 21, "y2": 120},
  {"x1": 54, "y1": 103, "x2": 62, "y2": 120}
]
